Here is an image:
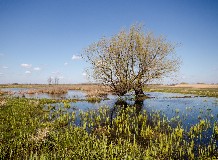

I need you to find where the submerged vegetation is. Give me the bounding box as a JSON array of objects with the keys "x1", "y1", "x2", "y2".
[{"x1": 0, "y1": 96, "x2": 217, "y2": 159}]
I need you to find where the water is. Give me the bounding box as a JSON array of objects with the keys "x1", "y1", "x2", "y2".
[
  {"x1": 43, "y1": 91, "x2": 218, "y2": 128},
  {"x1": 1, "y1": 88, "x2": 87, "y2": 99},
  {"x1": 142, "y1": 92, "x2": 218, "y2": 129},
  {"x1": 1, "y1": 88, "x2": 29, "y2": 93},
  {"x1": 24, "y1": 90, "x2": 87, "y2": 99},
  {"x1": 2, "y1": 88, "x2": 218, "y2": 129}
]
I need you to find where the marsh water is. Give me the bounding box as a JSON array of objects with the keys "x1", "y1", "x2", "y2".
[
  {"x1": 1, "y1": 88, "x2": 87, "y2": 99},
  {"x1": 1, "y1": 88, "x2": 218, "y2": 130}
]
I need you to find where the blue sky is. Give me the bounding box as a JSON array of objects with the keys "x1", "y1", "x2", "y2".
[{"x1": 0, "y1": 0, "x2": 218, "y2": 84}]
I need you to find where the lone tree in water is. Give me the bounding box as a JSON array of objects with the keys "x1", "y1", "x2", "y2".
[{"x1": 83, "y1": 24, "x2": 180, "y2": 98}]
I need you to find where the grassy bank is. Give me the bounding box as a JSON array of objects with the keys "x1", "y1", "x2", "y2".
[
  {"x1": 0, "y1": 97, "x2": 217, "y2": 159},
  {"x1": 144, "y1": 85, "x2": 218, "y2": 98}
]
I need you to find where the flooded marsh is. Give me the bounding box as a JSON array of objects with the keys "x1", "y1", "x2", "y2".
[{"x1": 0, "y1": 86, "x2": 218, "y2": 159}]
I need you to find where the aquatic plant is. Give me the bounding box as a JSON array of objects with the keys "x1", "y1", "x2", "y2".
[
  {"x1": 86, "y1": 96, "x2": 102, "y2": 103},
  {"x1": 0, "y1": 97, "x2": 218, "y2": 159}
]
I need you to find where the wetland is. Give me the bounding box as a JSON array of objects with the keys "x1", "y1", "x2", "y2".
[{"x1": 0, "y1": 84, "x2": 218, "y2": 159}]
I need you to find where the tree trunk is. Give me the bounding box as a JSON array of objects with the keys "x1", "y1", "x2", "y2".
[
  {"x1": 134, "y1": 98, "x2": 143, "y2": 115},
  {"x1": 135, "y1": 87, "x2": 144, "y2": 98}
]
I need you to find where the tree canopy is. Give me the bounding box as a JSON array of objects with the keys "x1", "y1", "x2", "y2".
[{"x1": 83, "y1": 24, "x2": 180, "y2": 97}]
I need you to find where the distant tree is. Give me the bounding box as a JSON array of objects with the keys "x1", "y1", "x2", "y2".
[
  {"x1": 48, "y1": 77, "x2": 53, "y2": 85},
  {"x1": 180, "y1": 82, "x2": 189, "y2": 84},
  {"x1": 196, "y1": 82, "x2": 205, "y2": 84},
  {"x1": 83, "y1": 24, "x2": 181, "y2": 98},
  {"x1": 54, "y1": 76, "x2": 59, "y2": 85}
]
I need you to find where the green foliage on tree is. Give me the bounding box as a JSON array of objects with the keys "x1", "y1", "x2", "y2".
[{"x1": 83, "y1": 24, "x2": 180, "y2": 97}]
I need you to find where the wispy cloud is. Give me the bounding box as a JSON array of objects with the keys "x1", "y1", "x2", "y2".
[
  {"x1": 52, "y1": 71, "x2": 61, "y2": 75},
  {"x1": 0, "y1": 73, "x2": 4, "y2": 76},
  {"x1": 21, "y1": 63, "x2": 32, "y2": 68},
  {"x1": 25, "y1": 71, "x2": 31, "y2": 74},
  {"x1": 33, "y1": 67, "x2": 41, "y2": 71},
  {"x1": 72, "y1": 55, "x2": 81, "y2": 60},
  {"x1": 2, "y1": 66, "x2": 8, "y2": 69},
  {"x1": 64, "y1": 62, "x2": 68, "y2": 66}
]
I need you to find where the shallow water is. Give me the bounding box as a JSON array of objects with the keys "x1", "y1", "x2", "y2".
[
  {"x1": 1, "y1": 88, "x2": 29, "y2": 93},
  {"x1": 43, "y1": 91, "x2": 218, "y2": 129},
  {"x1": 24, "y1": 90, "x2": 87, "y2": 99},
  {"x1": 143, "y1": 92, "x2": 218, "y2": 129},
  {"x1": 1, "y1": 88, "x2": 87, "y2": 99},
  {"x1": 2, "y1": 88, "x2": 218, "y2": 130}
]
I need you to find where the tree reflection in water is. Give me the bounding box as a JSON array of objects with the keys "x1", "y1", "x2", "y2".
[{"x1": 109, "y1": 98, "x2": 144, "y2": 127}]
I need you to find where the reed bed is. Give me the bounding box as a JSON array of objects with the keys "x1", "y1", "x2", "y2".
[
  {"x1": 68, "y1": 84, "x2": 111, "y2": 97},
  {"x1": 0, "y1": 90, "x2": 12, "y2": 96},
  {"x1": 0, "y1": 90, "x2": 3, "y2": 96},
  {"x1": 0, "y1": 84, "x2": 111, "y2": 97},
  {"x1": 0, "y1": 97, "x2": 217, "y2": 159}
]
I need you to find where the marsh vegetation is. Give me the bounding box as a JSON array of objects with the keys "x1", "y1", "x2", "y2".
[{"x1": 0, "y1": 84, "x2": 218, "y2": 159}]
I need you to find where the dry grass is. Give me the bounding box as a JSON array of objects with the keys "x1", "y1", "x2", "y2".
[
  {"x1": 0, "y1": 84, "x2": 112, "y2": 97},
  {"x1": 145, "y1": 84, "x2": 218, "y2": 97},
  {"x1": 0, "y1": 99, "x2": 6, "y2": 107},
  {"x1": 0, "y1": 89, "x2": 10, "y2": 95},
  {"x1": 30, "y1": 127, "x2": 50, "y2": 143},
  {"x1": 170, "y1": 84, "x2": 218, "y2": 89},
  {"x1": 72, "y1": 84, "x2": 111, "y2": 97},
  {"x1": 0, "y1": 91, "x2": 4, "y2": 96}
]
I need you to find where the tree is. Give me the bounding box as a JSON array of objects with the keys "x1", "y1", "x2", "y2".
[
  {"x1": 54, "y1": 76, "x2": 59, "y2": 85},
  {"x1": 48, "y1": 77, "x2": 53, "y2": 85},
  {"x1": 83, "y1": 24, "x2": 180, "y2": 97}
]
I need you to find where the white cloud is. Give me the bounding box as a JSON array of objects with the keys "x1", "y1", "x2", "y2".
[
  {"x1": 82, "y1": 72, "x2": 87, "y2": 76},
  {"x1": 21, "y1": 64, "x2": 32, "y2": 68},
  {"x1": 25, "y1": 71, "x2": 31, "y2": 74},
  {"x1": 59, "y1": 76, "x2": 64, "y2": 79},
  {"x1": 33, "y1": 67, "x2": 41, "y2": 71},
  {"x1": 64, "y1": 62, "x2": 68, "y2": 66},
  {"x1": 72, "y1": 55, "x2": 81, "y2": 60},
  {"x1": 3, "y1": 66, "x2": 8, "y2": 69},
  {"x1": 0, "y1": 73, "x2": 3, "y2": 76}
]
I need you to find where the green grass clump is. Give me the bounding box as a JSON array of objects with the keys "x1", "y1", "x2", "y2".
[
  {"x1": 86, "y1": 96, "x2": 102, "y2": 103},
  {"x1": 144, "y1": 87, "x2": 218, "y2": 98},
  {"x1": 0, "y1": 97, "x2": 218, "y2": 159}
]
